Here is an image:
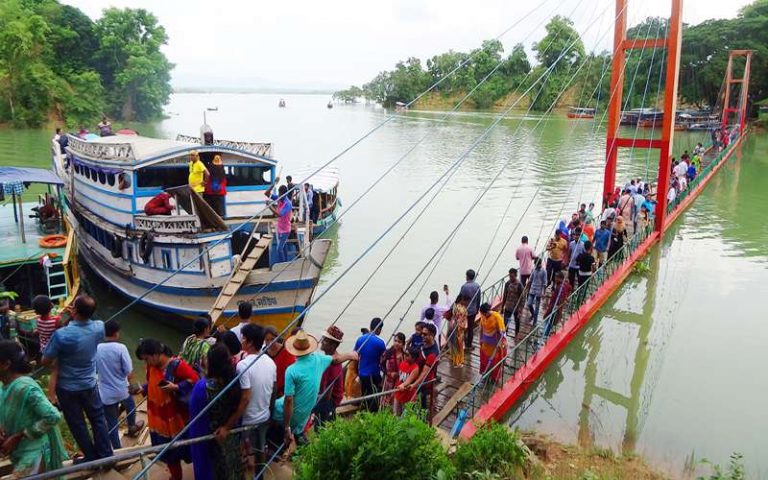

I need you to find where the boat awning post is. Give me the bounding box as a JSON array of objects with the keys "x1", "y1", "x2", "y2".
[
  {"x1": 12, "y1": 192, "x2": 18, "y2": 224},
  {"x1": 17, "y1": 194, "x2": 26, "y2": 244}
]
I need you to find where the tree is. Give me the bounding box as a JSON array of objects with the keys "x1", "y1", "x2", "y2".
[
  {"x1": 533, "y1": 15, "x2": 585, "y2": 73},
  {"x1": 333, "y1": 85, "x2": 363, "y2": 103},
  {"x1": 0, "y1": 0, "x2": 51, "y2": 125},
  {"x1": 94, "y1": 8, "x2": 173, "y2": 121}
]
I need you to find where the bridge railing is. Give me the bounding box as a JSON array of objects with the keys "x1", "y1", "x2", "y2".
[{"x1": 452, "y1": 220, "x2": 655, "y2": 428}]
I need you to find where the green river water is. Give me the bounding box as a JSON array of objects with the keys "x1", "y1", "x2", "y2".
[{"x1": 1, "y1": 93, "x2": 765, "y2": 477}]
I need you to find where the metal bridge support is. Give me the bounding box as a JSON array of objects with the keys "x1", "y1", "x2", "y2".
[
  {"x1": 602, "y1": 0, "x2": 684, "y2": 235},
  {"x1": 721, "y1": 50, "x2": 753, "y2": 135}
]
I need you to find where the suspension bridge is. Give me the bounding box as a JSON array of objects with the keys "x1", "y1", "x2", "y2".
[{"x1": 13, "y1": 0, "x2": 756, "y2": 478}]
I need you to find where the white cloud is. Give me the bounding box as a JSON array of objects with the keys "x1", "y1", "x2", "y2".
[{"x1": 61, "y1": 0, "x2": 754, "y2": 89}]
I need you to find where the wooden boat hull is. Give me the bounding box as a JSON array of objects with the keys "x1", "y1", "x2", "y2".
[
  {"x1": 76, "y1": 227, "x2": 331, "y2": 331},
  {"x1": 567, "y1": 113, "x2": 595, "y2": 119}
]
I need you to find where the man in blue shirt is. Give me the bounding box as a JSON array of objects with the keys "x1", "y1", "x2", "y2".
[
  {"x1": 43, "y1": 295, "x2": 113, "y2": 461},
  {"x1": 354, "y1": 317, "x2": 386, "y2": 412},
  {"x1": 593, "y1": 220, "x2": 611, "y2": 266}
]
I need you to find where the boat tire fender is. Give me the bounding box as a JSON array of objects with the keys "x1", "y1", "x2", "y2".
[{"x1": 139, "y1": 232, "x2": 154, "y2": 263}]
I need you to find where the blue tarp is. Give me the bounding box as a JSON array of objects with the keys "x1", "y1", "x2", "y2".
[{"x1": 0, "y1": 167, "x2": 63, "y2": 185}]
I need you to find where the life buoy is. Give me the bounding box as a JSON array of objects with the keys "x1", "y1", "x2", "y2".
[
  {"x1": 139, "y1": 232, "x2": 154, "y2": 263},
  {"x1": 39, "y1": 234, "x2": 67, "y2": 248},
  {"x1": 111, "y1": 235, "x2": 123, "y2": 258}
]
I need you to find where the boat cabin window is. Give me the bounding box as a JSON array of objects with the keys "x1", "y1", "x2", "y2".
[
  {"x1": 161, "y1": 250, "x2": 173, "y2": 270},
  {"x1": 136, "y1": 165, "x2": 273, "y2": 189},
  {"x1": 224, "y1": 166, "x2": 272, "y2": 186},
  {"x1": 98, "y1": 171, "x2": 106, "y2": 184},
  {"x1": 107, "y1": 173, "x2": 116, "y2": 186}
]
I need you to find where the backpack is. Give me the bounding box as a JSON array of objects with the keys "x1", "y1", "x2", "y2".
[{"x1": 164, "y1": 358, "x2": 192, "y2": 406}]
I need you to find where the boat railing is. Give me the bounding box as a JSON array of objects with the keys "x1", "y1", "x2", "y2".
[
  {"x1": 66, "y1": 135, "x2": 136, "y2": 161},
  {"x1": 175, "y1": 134, "x2": 274, "y2": 158},
  {"x1": 133, "y1": 214, "x2": 202, "y2": 234}
]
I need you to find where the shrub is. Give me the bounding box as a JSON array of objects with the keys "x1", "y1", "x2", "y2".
[
  {"x1": 452, "y1": 423, "x2": 525, "y2": 479},
  {"x1": 699, "y1": 453, "x2": 745, "y2": 480},
  {"x1": 293, "y1": 409, "x2": 454, "y2": 480}
]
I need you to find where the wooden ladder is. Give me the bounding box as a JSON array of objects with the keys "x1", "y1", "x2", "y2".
[{"x1": 209, "y1": 233, "x2": 272, "y2": 326}]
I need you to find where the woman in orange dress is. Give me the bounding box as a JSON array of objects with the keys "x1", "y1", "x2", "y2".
[
  {"x1": 136, "y1": 339, "x2": 199, "y2": 480},
  {"x1": 478, "y1": 303, "x2": 507, "y2": 384}
]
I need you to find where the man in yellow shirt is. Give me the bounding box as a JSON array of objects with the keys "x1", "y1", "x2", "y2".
[
  {"x1": 546, "y1": 233, "x2": 568, "y2": 285},
  {"x1": 188, "y1": 151, "x2": 208, "y2": 193}
]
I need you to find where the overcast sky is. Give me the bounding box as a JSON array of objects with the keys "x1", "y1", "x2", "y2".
[{"x1": 63, "y1": 0, "x2": 753, "y2": 90}]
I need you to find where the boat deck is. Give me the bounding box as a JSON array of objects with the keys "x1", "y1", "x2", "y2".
[{"x1": 0, "y1": 201, "x2": 64, "y2": 266}]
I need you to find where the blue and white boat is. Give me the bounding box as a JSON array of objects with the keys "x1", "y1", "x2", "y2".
[{"x1": 52, "y1": 131, "x2": 331, "y2": 331}]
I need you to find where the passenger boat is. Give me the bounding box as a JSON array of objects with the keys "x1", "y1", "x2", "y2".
[
  {"x1": 0, "y1": 167, "x2": 79, "y2": 356},
  {"x1": 567, "y1": 107, "x2": 596, "y2": 119},
  {"x1": 290, "y1": 166, "x2": 341, "y2": 235},
  {"x1": 637, "y1": 110, "x2": 664, "y2": 128},
  {"x1": 51, "y1": 131, "x2": 331, "y2": 332},
  {"x1": 278, "y1": 98, "x2": 286, "y2": 108}
]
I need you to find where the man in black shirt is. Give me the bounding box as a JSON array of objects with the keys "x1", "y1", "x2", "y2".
[{"x1": 576, "y1": 241, "x2": 596, "y2": 291}]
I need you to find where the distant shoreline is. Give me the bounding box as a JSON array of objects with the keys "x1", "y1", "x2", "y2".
[{"x1": 172, "y1": 88, "x2": 336, "y2": 95}]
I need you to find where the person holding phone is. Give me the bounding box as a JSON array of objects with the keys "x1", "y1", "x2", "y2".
[{"x1": 135, "y1": 339, "x2": 199, "y2": 480}]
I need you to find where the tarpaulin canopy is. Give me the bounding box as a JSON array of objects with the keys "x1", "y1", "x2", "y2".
[{"x1": 0, "y1": 167, "x2": 63, "y2": 185}]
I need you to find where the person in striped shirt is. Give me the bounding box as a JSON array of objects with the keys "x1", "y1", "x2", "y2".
[{"x1": 33, "y1": 295, "x2": 61, "y2": 352}]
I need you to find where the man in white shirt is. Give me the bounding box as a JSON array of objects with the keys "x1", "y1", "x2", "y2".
[
  {"x1": 217, "y1": 323, "x2": 276, "y2": 470},
  {"x1": 230, "y1": 301, "x2": 252, "y2": 341}
]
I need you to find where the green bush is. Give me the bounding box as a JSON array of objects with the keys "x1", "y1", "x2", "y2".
[
  {"x1": 294, "y1": 409, "x2": 454, "y2": 480},
  {"x1": 452, "y1": 423, "x2": 525, "y2": 479},
  {"x1": 699, "y1": 453, "x2": 745, "y2": 480}
]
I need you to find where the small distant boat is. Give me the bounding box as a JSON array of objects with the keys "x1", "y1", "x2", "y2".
[
  {"x1": 637, "y1": 110, "x2": 664, "y2": 128},
  {"x1": 567, "y1": 107, "x2": 596, "y2": 119},
  {"x1": 395, "y1": 101, "x2": 408, "y2": 113},
  {"x1": 327, "y1": 101, "x2": 333, "y2": 109},
  {"x1": 278, "y1": 98, "x2": 286, "y2": 108}
]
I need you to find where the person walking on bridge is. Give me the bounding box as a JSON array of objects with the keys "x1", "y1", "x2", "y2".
[
  {"x1": 516, "y1": 236, "x2": 535, "y2": 286},
  {"x1": 501, "y1": 268, "x2": 525, "y2": 337},
  {"x1": 354, "y1": 318, "x2": 386, "y2": 412},
  {"x1": 478, "y1": 303, "x2": 506, "y2": 385},
  {"x1": 460, "y1": 270, "x2": 481, "y2": 349},
  {"x1": 526, "y1": 259, "x2": 547, "y2": 327}
]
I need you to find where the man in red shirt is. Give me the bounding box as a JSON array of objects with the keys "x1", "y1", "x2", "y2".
[
  {"x1": 314, "y1": 325, "x2": 345, "y2": 427},
  {"x1": 143, "y1": 190, "x2": 174, "y2": 216},
  {"x1": 264, "y1": 326, "x2": 295, "y2": 398}
]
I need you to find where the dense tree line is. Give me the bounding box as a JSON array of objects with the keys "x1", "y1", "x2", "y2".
[
  {"x1": 337, "y1": 0, "x2": 768, "y2": 112},
  {"x1": 0, "y1": 0, "x2": 172, "y2": 128}
]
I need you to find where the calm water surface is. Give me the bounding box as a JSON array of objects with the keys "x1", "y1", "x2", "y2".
[{"x1": 0, "y1": 93, "x2": 765, "y2": 476}]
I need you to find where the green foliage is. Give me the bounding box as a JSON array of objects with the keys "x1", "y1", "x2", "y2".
[
  {"x1": 93, "y1": 7, "x2": 173, "y2": 121},
  {"x1": 533, "y1": 15, "x2": 584, "y2": 72},
  {"x1": 293, "y1": 409, "x2": 454, "y2": 480},
  {"x1": 0, "y1": 0, "x2": 172, "y2": 127},
  {"x1": 698, "y1": 453, "x2": 746, "y2": 480},
  {"x1": 333, "y1": 85, "x2": 363, "y2": 103},
  {"x1": 452, "y1": 423, "x2": 525, "y2": 479}
]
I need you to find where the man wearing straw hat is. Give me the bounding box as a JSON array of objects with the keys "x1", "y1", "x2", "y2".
[
  {"x1": 271, "y1": 330, "x2": 357, "y2": 446},
  {"x1": 314, "y1": 326, "x2": 345, "y2": 427}
]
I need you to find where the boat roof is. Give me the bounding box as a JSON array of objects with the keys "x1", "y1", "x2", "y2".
[
  {"x1": 290, "y1": 165, "x2": 339, "y2": 193},
  {"x1": 0, "y1": 201, "x2": 64, "y2": 266},
  {"x1": 0, "y1": 167, "x2": 63, "y2": 185},
  {"x1": 66, "y1": 133, "x2": 276, "y2": 167}
]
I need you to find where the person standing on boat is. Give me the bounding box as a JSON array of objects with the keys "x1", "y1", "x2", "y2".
[
  {"x1": 354, "y1": 318, "x2": 386, "y2": 412},
  {"x1": 204, "y1": 155, "x2": 227, "y2": 217},
  {"x1": 459, "y1": 269, "x2": 481, "y2": 350},
  {"x1": 97, "y1": 116, "x2": 113, "y2": 136},
  {"x1": 135, "y1": 339, "x2": 198, "y2": 480},
  {"x1": 302, "y1": 183, "x2": 314, "y2": 223},
  {"x1": 41, "y1": 294, "x2": 113, "y2": 463},
  {"x1": 96, "y1": 320, "x2": 144, "y2": 450},
  {"x1": 188, "y1": 151, "x2": 209, "y2": 195},
  {"x1": 0, "y1": 341, "x2": 67, "y2": 477},
  {"x1": 32, "y1": 295, "x2": 60, "y2": 353},
  {"x1": 265, "y1": 183, "x2": 293, "y2": 263}
]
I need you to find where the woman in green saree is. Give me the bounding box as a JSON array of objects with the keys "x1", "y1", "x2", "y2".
[{"x1": 0, "y1": 340, "x2": 67, "y2": 477}]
